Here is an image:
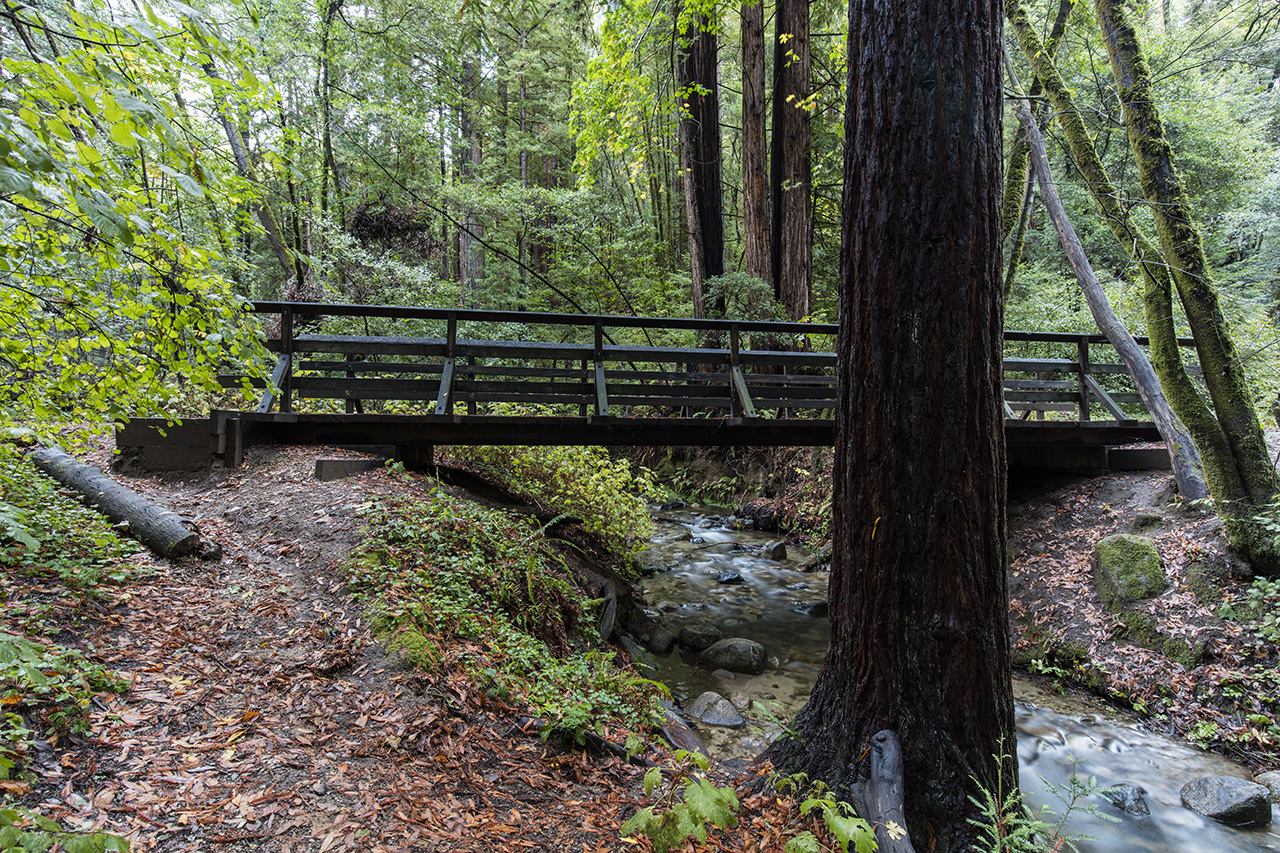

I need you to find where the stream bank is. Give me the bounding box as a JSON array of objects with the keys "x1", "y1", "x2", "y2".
[{"x1": 631, "y1": 502, "x2": 1280, "y2": 852}]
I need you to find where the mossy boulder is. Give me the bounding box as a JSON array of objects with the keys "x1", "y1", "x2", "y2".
[
  {"x1": 1094, "y1": 534, "x2": 1165, "y2": 609},
  {"x1": 387, "y1": 629, "x2": 442, "y2": 672}
]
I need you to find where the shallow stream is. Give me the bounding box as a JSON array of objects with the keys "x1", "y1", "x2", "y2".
[{"x1": 637, "y1": 506, "x2": 1280, "y2": 853}]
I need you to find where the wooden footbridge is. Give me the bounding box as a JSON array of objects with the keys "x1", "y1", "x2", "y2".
[{"x1": 118, "y1": 301, "x2": 1187, "y2": 473}]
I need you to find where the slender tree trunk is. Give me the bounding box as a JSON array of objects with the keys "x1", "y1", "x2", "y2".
[
  {"x1": 741, "y1": 0, "x2": 770, "y2": 284},
  {"x1": 1012, "y1": 89, "x2": 1208, "y2": 499},
  {"x1": 765, "y1": 0, "x2": 1014, "y2": 849},
  {"x1": 1002, "y1": 0, "x2": 1070, "y2": 239},
  {"x1": 1007, "y1": 0, "x2": 1237, "y2": 501},
  {"x1": 1004, "y1": 169, "x2": 1034, "y2": 297},
  {"x1": 770, "y1": 0, "x2": 812, "y2": 319},
  {"x1": 1095, "y1": 0, "x2": 1279, "y2": 570},
  {"x1": 201, "y1": 61, "x2": 293, "y2": 295},
  {"x1": 319, "y1": 0, "x2": 346, "y2": 227},
  {"x1": 679, "y1": 14, "x2": 725, "y2": 318},
  {"x1": 458, "y1": 60, "x2": 484, "y2": 307}
]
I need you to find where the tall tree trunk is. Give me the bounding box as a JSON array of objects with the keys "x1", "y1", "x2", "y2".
[
  {"x1": 1012, "y1": 89, "x2": 1208, "y2": 499},
  {"x1": 679, "y1": 14, "x2": 725, "y2": 318},
  {"x1": 458, "y1": 59, "x2": 484, "y2": 307},
  {"x1": 765, "y1": 0, "x2": 1014, "y2": 849},
  {"x1": 1001, "y1": 0, "x2": 1070, "y2": 239},
  {"x1": 741, "y1": 0, "x2": 770, "y2": 284},
  {"x1": 1095, "y1": 0, "x2": 1279, "y2": 570},
  {"x1": 201, "y1": 61, "x2": 294, "y2": 295},
  {"x1": 319, "y1": 0, "x2": 346, "y2": 228},
  {"x1": 1007, "y1": 0, "x2": 1238, "y2": 506},
  {"x1": 770, "y1": 0, "x2": 812, "y2": 319}
]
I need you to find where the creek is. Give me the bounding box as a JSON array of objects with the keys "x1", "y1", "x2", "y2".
[{"x1": 637, "y1": 505, "x2": 1280, "y2": 853}]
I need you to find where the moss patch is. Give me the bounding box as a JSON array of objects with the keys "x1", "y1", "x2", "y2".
[{"x1": 1094, "y1": 534, "x2": 1166, "y2": 608}]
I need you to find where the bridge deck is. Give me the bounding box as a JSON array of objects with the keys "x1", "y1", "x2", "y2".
[{"x1": 116, "y1": 302, "x2": 1189, "y2": 472}]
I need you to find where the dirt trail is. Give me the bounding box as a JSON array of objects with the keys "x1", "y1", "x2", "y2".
[{"x1": 24, "y1": 446, "x2": 650, "y2": 852}]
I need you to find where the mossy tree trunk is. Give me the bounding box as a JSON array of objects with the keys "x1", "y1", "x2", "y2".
[
  {"x1": 1010, "y1": 86, "x2": 1207, "y2": 499},
  {"x1": 1007, "y1": 0, "x2": 1280, "y2": 573},
  {"x1": 765, "y1": 0, "x2": 1015, "y2": 849},
  {"x1": 1093, "y1": 0, "x2": 1279, "y2": 570}
]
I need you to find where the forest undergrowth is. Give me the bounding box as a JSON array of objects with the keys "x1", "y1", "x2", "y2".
[{"x1": 0, "y1": 437, "x2": 856, "y2": 852}]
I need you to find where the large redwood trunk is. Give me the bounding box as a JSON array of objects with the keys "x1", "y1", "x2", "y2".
[
  {"x1": 679, "y1": 15, "x2": 724, "y2": 318},
  {"x1": 770, "y1": 0, "x2": 811, "y2": 319},
  {"x1": 741, "y1": 0, "x2": 770, "y2": 285},
  {"x1": 765, "y1": 0, "x2": 1014, "y2": 848}
]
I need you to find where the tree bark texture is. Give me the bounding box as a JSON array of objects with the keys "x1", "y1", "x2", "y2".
[
  {"x1": 766, "y1": 0, "x2": 1014, "y2": 849},
  {"x1": 679, "y1": 16, "x2": 725, "y2": 318},
  {"x1": 1094, "y1": 0, "x2": 1278, "y2": 529},
  {"x1": 1014, "y1": 95, "x2": 1208, "y2": 499},
  {"x1": 740, "y1": 0, "x2": 770, "y2": 285},
  {"x1": 770, "y1": 0, "x2": 812, "y2": 319},
  {"x1": 1007, "y1": 0, "x2": 1238, "y2": 505}
]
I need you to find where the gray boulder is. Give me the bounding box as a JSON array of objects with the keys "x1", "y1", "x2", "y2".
[
  {"x1": 700, "y1": 637, "x2": 766, "y2": 675},
  {"x1": 679, "y1": 622, "x2": 723, "y2": 652},
  {"x1": 717, "y1": 570, "x2": 744, "y2": 585},
  {"x1": 764, "y1": 541, "x2": 787, "y2": 560},
  {"x1": 686, "y1": 691, "x2": 746, "y2": 728},
  {"x1": 1179, "y1": 776, "x2": 1272, "y2": 827},
  {"x1": 1094, "y1": 534, "x2": 1165, "y2": 609},
  {"x1": 1256, "y1": 771, "x2": 1280, "y2": 803},
  {"x1": 645, "y1": 627, "x2": 676, "y2": 655},
  {"x1": 1100, "y1": 783, "x2": 1150, "y2": 816}
]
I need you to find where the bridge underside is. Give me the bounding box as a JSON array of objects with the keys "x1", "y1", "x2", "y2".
[{"x1": 116, "y1": 412, "x2": 1167, "y2": 474}]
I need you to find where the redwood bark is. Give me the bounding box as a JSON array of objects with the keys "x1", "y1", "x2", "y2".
[
  {"x1": 766, "y1": 0, "x2": 1014, "y2": 848},
  {"x1": 741, "y1": 0, "x2": 770, "y2": 285},
  {"x1": 679, "y1": 15, "x2": 725, "y2": 318},
  {"x1": 770, "y1": 0, "x2": 811, "y2": 318}
]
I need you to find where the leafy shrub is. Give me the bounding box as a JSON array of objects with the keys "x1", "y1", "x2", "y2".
[
  {"x1": 0, "y1": 631, "x2": 126, "y2": 780},
  {"x1": 441, "y1": 428, "x2": 659, "y2": 567},
  {"x1": 0, "y1": 807, "x2": 129, "y2": 852},
  {"x1": 344, "y1": 496, "x2": 664, "y2": 739},
  {"x1": 0, "y1": 444, "x2": 139, "y2": 589}
]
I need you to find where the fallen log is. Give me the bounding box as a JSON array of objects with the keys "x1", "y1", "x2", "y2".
[{"x1": 30, "y1": 445, "x2": 200, "y2": 558}]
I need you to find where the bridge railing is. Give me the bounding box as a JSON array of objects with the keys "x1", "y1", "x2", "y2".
[{"x1": 220, "y1": 302, "x2": 1197, "y2": 423}]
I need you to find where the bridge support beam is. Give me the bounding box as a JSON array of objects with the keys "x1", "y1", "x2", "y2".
[{"x1": 394, "y1": 443, "x2": 436, "y2": 472}]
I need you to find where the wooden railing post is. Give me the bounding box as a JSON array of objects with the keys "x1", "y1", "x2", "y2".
[
  {"x1": 729, "y1": 323, "x2": 741, "y2": 417},
  {"x1": 1076, "y1": 337, "x2": 1091, "y2": 422},
  {"x1": 435, "y1": 312, "x2": 457, "y2": 416},
  {"x1": 593, "y1": 319, "x2": 609, "y2": 416},
  {"x1": 279, "y1": 306, "x2": 294, "y2": 413}
]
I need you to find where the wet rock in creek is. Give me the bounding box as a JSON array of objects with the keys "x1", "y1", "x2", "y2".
[
  {"x1": 1179, "y1": 776, "x2": 1272, "y2": 827},
  {"x1": 679, "y1": 622, "x2": 723, "y2": 652},
  {"x1": 700, "y1": 637, "x2": 766, "y2": 675},
  {"x1": 717, "y1": 571, "x2": 744, "y2": 585},
  {"x1": 1100, "y1": 783, "x2": 1150, "y2": 816},
  {"x1": 686, "y1": 691, "x2": 746, "y2": 728},
  {"x1": 1256, "y1": 770, "x2": 1280, "y2": 803},
  {"x1": 645, "y1": 627, "x2": 676, "y2": 655},
  {"x1": 793, "y1": 600, "x2": 829, "y2": 618}
]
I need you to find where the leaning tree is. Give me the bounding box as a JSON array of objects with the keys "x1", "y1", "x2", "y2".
[{"x1": 765, "y1": 0, "x2": 1015, "y2": 849}]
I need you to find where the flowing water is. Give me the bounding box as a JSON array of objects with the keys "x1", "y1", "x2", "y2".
[{"x1": 638, "y1": 506, "x2": 1280, "y2": 853}]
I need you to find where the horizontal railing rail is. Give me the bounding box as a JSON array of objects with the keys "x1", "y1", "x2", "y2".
[{"x1": 221, "y1": 301, "x2": 1200, "y2": 425}]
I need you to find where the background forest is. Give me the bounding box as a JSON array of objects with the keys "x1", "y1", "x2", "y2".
[{"x1": 0, "y1": 0, "x2": 1279, "y2": 422}]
